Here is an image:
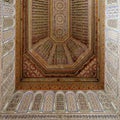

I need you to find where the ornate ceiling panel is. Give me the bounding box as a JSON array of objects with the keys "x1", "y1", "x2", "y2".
[{"x1": 18, "y1": 0, "x2": 105, "y2": 89}]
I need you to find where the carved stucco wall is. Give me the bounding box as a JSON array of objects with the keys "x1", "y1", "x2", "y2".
[
  {"x1": 0, "y1": 0, "x2": 2, "y2": 111},
  {"x1": 105, "y1": 0, "x2": 120, "y2": 99},
  {"x1": 0, "y1": 0, "x2": 120, "y2": 112},
  {"x1": 0, "y1": 0, "x2": 15, "y2": 110}
]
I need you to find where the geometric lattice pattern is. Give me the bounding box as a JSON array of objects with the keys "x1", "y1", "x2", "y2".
[
  {"x1": 87, "y1": 91, "x2": 103, "y2": 112},
  {"x1": 30, "y1": 92, "x2": 43, "y2": 112},
  {"x1": 17, "y1": 91, "x2": 33, "y2": 113},
  {"x1": 55, "y1": 91, "x2": 65, "y2": 112},
  {"x1": 3, "y1": 91, "x2": 117, "y2": 114},
  {"x1": 42, "y1": 91, "x2": 54, "y2": 112},
  {"x1": 66, "y1": 91, "x2": 77, "y2": 112}
]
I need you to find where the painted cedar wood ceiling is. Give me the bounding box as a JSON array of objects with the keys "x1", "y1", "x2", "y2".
[{"x1": 16, "y1": 0, "x2": 105, "y2": 90}]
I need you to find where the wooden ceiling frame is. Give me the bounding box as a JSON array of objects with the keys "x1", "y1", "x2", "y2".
[{"x1": 15, "y1": 0, "x2": 105, "y2": 90}]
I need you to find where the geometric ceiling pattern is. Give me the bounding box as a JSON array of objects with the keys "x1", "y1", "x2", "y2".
[{"x1": 22, "y1": 0, "x2": 97, "y2": 79}]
